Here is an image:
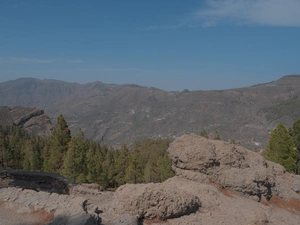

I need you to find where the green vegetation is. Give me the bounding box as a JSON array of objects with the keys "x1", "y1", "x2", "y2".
[
  {"x1": 289, "y1": 118, "x2": 300, "y2": 173},
  {"x1": 263, "y1": 118, "x2": 300, "y2": 174},
  {"x1": 0, "y1": 125, "x2": 31, "y2": 169},
  {"x1": 61, "y1": 129, "x2": 87, "y2": 183},
  {"x1": 213, "y1": 130, "x2": 221, "y2": 140},
  {"x1": 133, "y1": 139, "x2": 174, "y2": 183},
  {"x1": 44, "y1": 114, "x2": 71, "y2": 173},
  {"x1": 263, "y1": 123, "x2": 296, "y2": 172},
  {"x1": 0, "y1": 115, "x2": 174, "y2": 189},
  {"x1": 230, "y1": 138, "x2": 237, "y2": 145},
  {"x1": 200, "y1": 128, "x2": 208, "y2": 138}
]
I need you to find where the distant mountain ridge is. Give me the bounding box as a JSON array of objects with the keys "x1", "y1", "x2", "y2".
[{"x1": 0, "y1": 75, "x2": 300, "y2": 149}]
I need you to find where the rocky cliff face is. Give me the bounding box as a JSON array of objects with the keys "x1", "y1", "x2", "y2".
[
  {"x1": 0, "y1": 106, "x2": 52, "y2": 136},
  {"x1": 1, "y1": 135, "x2": 300, "y2": 224}
]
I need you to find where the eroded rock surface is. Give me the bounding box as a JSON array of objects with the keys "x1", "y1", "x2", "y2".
[
  {"x1": 112, "y1": 182, "x2": 200, "y2": 221},
  {"x1": 0, "y1": 106, "x2": 52, "y2": 136},
  {"x1": 1, "y1": 134, "x2": 300, "y2": 225},
  {"x1": 0, "y1": 187, "x2": 96, "y2": 225},
  {"x1": 167, "y1": 134, "x2": 296, "y2": 201},
  {"x1": 155, "y1": 176, "x2": 300, "y2": 225}
]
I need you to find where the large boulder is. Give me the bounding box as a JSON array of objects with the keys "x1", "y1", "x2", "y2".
[
  {"x1": 167, "y1": 134, "x2": 287, "y2": 201},
  {"x1": 112, "y1": 182, "x2": 201, "y2": 221}
]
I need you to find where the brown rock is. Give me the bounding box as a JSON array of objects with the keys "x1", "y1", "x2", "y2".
[
  {"x1": 0, "y1": 106, "x2": 52, "y2": 136},
  {"x1": 168, "y1": 134, "x2": 286, "y2": 200},
  {"x1": 112, "y1": 182, "x2": 201, "y2": 220}
]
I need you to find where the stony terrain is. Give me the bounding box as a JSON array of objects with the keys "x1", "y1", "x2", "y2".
[
  {"x1": 1, "y1": 134, "x2": 300, "y2": 224},
  {"x1": 0, "y1": 170, "x2": 110, "y2": 225},
  {"x1": 0, "y1": 106, "x2": 52, "y2": 137},
  {"x1": 1, "y1": 75, "x2": 300, "y2": 149}
]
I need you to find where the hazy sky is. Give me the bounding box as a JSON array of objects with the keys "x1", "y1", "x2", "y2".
[{"x1": 1, "y1": 0, "x2": 300, "y2": 91}]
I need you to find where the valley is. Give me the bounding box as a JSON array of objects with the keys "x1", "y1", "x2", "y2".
[{"x1": 0, "y1": 75, "x2": 300, "y2": 149}]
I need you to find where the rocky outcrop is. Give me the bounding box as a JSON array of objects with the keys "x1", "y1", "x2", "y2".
[
  {"x1": 0, "y1": 106, "x2": 52, "y2": 136},
  {"x1": 112, "y1": 182, "x2": 200, "y2": 221},
  {"x1": 167, "y1": 134, "x2": 300, "y2": 202},
  {"x1": 0, "y1": 169, "x2": 76, "y2": 194},
  {"x1": 151, "y1": 176, "x2": 300, "y2": 225},
  {"x1": 169, "y1": 135, "x2": 272, "y2": 199},
  {"x1": 0, "y1": 169, "x2": 110, "y2": 224},
  {"x1": 1, "y1": 134, "x2": 300, "y2": 225},
  {"x1": 71, "y1": 183, "x2": 105, "y2": 195},
  {"x1": 0, "y1": 187, "x2": 95, "y2": 225},
  {"x1": 106, "y1": 135, "x2": 300, "y2": 225}
]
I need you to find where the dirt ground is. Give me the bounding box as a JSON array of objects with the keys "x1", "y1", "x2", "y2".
[{"x1": 0, "y1": 202, "x2": 54, "y2": 225}]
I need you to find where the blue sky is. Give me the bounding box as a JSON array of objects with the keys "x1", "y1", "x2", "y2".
[{"x1": 0, "y1": 0, "x2": 300, "y2": 91}]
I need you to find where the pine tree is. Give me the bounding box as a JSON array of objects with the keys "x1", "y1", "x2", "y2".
[
  {"x1": 102, "y1": 150, "x2": 118, "y2": 188},
  {"x1": 125, "y1": 145, "x2": 144, "y2": 184},
  {"x1": 200, "y1": 128, "x2": 208, "y2": 138},
  {"x1": 23, "y1": 137, "x2": 42, "y2": 171},
  {"x1": 0, "y1": 130, "x2": 8, "y2": 168},
  {"x1": 44, "y1": 115, "x2": 71, "y2": 173},
  {"x1": 144, "y1": 154, "x2": 160, "y2": 183},
  {"x1": 214, "y1": 131, "x2": 221, "y2": 140},
  {"x1": 86, "y1": 141, "x2": 104, "y2": 184},
  {"x1": 230, "y1": 138, "x2": 237, "y2": 145},
  {"x1": 6, "y1": 132, "x2": 24, "y2": 169},
  {"x1": 290, "y1": 118, "x2": 300, "y2": 173},
  {"x1": 263, "y1": 123, "x2": 296, "y2": 172},
  {"x1": 115, "y1": 143, "x2": 129, "y2": 186},
  {"x1": 61, "y1": 129, "x2": 88, "y2": 183},
  {"x1": 158, "y1": 153, "x2": 175, "y2": 182}
]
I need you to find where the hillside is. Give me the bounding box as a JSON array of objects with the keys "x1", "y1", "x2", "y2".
[{"x1": 0, "y1": 75, "x2": 300, "y2": 149}]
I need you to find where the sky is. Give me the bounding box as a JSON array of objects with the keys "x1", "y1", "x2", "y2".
[{"x1": 0, "y1": 0, "x2": 300, "y2": 91}]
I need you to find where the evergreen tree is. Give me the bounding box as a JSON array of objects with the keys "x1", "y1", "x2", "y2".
[
  {"x1": 126, "y1": 145, "x2": 144, "y2": 184},
  {"x1": 23, "y1": 137, "x2": 43, "y2": 171},
  {"x1": 86, "y1": 142, "x2": 104, "y2": 185},
  {"x1": 62, "y1": 129, "x2": 88, "y2": 183},
  {"x1": 115, "y1": 143, "x2": 129, "y2": 186},
  {"x1": 144, "y1": 154, "x2": 160, "y2": 183},
  {"x1": 44, "y1": 115, "x2": 71, "y2": 173},
  {"x1": 158, "y1": 153, "x2": 175, "y2": 182},
  {"x1": 102, "y1": 150, "x2": 118, "y2": 188},
  {"x1": 200, "y1": 128, "x2": 208, "y2": 138},
  {"x1": 290, "y1": 118, "x2": 300, "y2": 173},
  {"x1": 0, "y1": 125, "x2": 35, "y2": 169},
  {"x1": 214, "y1": 131, "x2": 221, "y2": 140},
  {"x1": 230, "y1": 138, "x2": 237, "y2": 145},
  {"x1": 263, "y1": 123, "x2": 296, "y2": 172},
  {"x1": 8, "y1": 135, "x2": 24, "y2": 169},
  {"x1": 0, "y1": 134, "x2": 8, "y2": 168}
]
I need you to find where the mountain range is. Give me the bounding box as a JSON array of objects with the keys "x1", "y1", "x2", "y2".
[{"x1": 1, "y1": 75, "x2": 300, "y2": 149}]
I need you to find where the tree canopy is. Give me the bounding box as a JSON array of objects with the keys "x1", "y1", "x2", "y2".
[
  {"x1": 44, "y1": 114, "x2": 71, "y2": 173},
  {"x1": 289, "y1": 118, "x2": 300, "y2": 173},
  {"x1": 0, "y1": 115, "x2": 175, "y2": 188},
  {"x1": 263, "y1": 123, "x2": 296, "y2": 172}
]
